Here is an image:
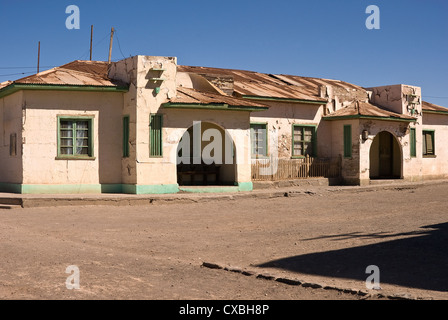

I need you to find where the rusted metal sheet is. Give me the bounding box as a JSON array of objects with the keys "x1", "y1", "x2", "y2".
[
  {"x1": 171, "y1": 87, "x2": 268, "y2": 108},
  {"x1": 325, "y1": 101, "x2": 415, "y2": 120},
  {"x1": 10, "y1": 60, "x2": 121, "y2": 87},
  {"x1": 422, "y1": 101, "x2": 448, "y2": 112}
]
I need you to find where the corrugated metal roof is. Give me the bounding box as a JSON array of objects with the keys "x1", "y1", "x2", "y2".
[
  {"x1": 178, "y1": 65, "x2": 328, "y2": 102},
  {"x1": 324, "y1": 101, "x2": 416, "y2": 121},
  {"x1": 422, "y1": 101, "x2": 448, "y2": 113},
  {"x1": 178, "y1": 65, "x2": 370, "y2": 103},
  {"x1": 7, "y1": 60, "x2": 125, "y2": 87},
  {"x1": 169, "y1": 87, "x2": 268, "y2": 109}
]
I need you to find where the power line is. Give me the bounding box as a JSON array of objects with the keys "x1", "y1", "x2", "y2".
[
  {"x1": 114, "y1": 30, "x2": 129, "y2": 59},
  {"x1": 0, "y1": 66, "x2": 55, "y2": 70},
  {"x1": 0, "y1": 71, "x2": 35, "y2": 77}
]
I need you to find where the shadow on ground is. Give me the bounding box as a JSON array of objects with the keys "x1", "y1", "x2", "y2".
[{"x1": 257, "y1": 222, "x2": 448, "y2": 292}]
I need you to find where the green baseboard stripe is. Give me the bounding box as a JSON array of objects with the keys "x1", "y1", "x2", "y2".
[
  {"x1": 238, "y1": 182, "x2": 253, "y2": 192},
  {"x1": 0, "y1": 182, "x2": 250, "y2": 195},
  {"x1": 179, "y1": 186, "x2": 240, "y2": 193},
  {"x1": 123, "y1": 184, "x2": 180, "y2": 195}
]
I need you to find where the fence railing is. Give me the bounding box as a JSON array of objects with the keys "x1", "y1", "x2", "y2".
[{"x1": 251, "y1": 155, "x2": 341, "y2": 181}]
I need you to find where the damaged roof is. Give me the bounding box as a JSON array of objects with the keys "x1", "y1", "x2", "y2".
[
  {"x1": 324, "y1": 101, "x2": 416, "y2": 122},
  {"x1": 10, "y1": 60, "x2": 126, "y2": 87},
  {"x1": 163, "y1": 87, "x2": 268, "y2": 111},
  {"x1": 178, "y1": 65, "x2": 329, "y2": 103},
  {"x1": 422, "y1": 101, "x2": 448, "y2": 114}
]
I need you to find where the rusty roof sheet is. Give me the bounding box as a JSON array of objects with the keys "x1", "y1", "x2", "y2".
[
  {"x1": 178, "y1": 65, "x2": 328, "y2": 102},
  {"x1": 7, "y1": 60, "x2": 125, "y2": 87},
  {"x1": 422, "y1": 101, "x2": 448, "y2": 113},
  {"x1": 177, "y1": 65, "x2": 373, "y2": 103},
  {"x1": 169, "y1": 87, "x2": 268, "y2": 109},
  {"x1": 324, "y1": 101, "x2": 416, "y2": 121}
]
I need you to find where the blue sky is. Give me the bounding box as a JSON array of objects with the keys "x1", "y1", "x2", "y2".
[{"x1": 0, "y1": 0, "x2": 447, "y2": 106}]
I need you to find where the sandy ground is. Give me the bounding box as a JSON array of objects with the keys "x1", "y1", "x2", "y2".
[{"x1": 1, "y1": 182, "x2": 448, "y2": 301}]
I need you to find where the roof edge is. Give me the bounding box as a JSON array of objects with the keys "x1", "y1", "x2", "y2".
[
  {"x1": 322, "y1": 114, "x2": 416, "y2": 122},
  {"x1": 162, "y1": 102, "x2": 269, "y2": 112},
  {"x1": 241, "y1": 95, "x2": 327, "y2": 105},
  {"x1": 0, "y1": 83, "x2": 129, "y2": 99}
]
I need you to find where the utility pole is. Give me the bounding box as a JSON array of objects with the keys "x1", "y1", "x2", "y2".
[
  {"x1": 108, "y1": 27, "x2": 114, "y2": 64},
  {"x1": 90, "y1": 25, "x2": 94, "y2": 61},
  {"x1": 37, "y1": 41, "x2": 41, "y2": 73}
]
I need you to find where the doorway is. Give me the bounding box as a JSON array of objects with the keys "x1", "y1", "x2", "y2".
[{"x1": 369, "y1": 131, "x2": 402, "y2": 179}]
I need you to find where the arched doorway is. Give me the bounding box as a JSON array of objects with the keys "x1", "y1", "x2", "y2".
[
  {"x1": 369, "y1": 131, "x2": 402, "y2": 179},
  {"x1": 176, "y1": 122, "x2": 237, "y2": 186}
]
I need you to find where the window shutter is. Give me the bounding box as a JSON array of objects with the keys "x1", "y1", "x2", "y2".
[
  {"x1": 343, "y1": 125, "x2": 352, "y2": 158},
  {"x1": 150, "y1": 114, "x2": 163, "y2": 157}
]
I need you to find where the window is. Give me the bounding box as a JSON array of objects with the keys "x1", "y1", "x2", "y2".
[
  {"x1": 422, "y1": 130, "x2": 435, "y2": 157},
  {"x1": 250, "y1": 123, "x2": 267, "y2": 158},
  {"x1": 410, "y1": 128, "x2": 416, "y2": 158},
  {"x1": 292, "y1": 125, "x2": 316, "y2": 157},
  {"x1": 58, "y1": 117, "x2": 93, "y2": 158},
  {"x1": 150, "y1": 114, "x2": 163, "y2": 157},
  {"x1": 123, "y1": 116, "x2": 130, "y2": 158},
  {"x1": 343, "y1": 125, "x2": 352, "y2": 158}
]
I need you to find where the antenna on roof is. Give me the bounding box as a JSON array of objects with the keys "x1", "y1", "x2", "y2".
[
  {"x1": 90, "y1": 25, "x2": 94, "y2": 61},
  {"x1": 108, "y1": 27, "x2": 114, "y2": 64},
  {"x1": 37, "y1": 41, "x2": 41, "y2": 74}
]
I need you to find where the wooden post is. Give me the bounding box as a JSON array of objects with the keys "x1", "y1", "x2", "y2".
[
  {"x1": 90, "y1": 25, "x2": 94, "y2": 61},
  {"x1": 37, "y1": 41, "x2": 40, "y2": 74},
  {"x1": 108, "y1": 27, "x2": 115, "y2": 64}
]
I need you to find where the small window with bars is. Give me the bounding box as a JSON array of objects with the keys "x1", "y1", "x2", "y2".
[
  {"x1": 58, "y1": 117, "x2": 93, "y2": 158},
  {"x1": 250, "y1": 123, "x2": 267, "y2": 158},
  {"x1": 293, "y1": 125, "x2": 316, "y2": 157}
]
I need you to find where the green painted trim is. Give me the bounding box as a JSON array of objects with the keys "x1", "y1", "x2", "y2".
[
  {"x1": 422, "y1": 109, "x2": 448, "y2": 115},
  {"x1": 134, "y1": 184, "x2": 179, "y2": 195},
  {"x1": 0, "y1": 83, "x2": 129, "y2": 99},
  {"x1": 422, "y1": 129, "x2": 436, "y2": 157},
  {"x1": 57, "y1": 116, "x2": 94, "y2": 159},
  {"x1": 291, "y1": 124, "x2": 317, "y2": 158},
  {"x1": 150, "y1": 114, "x2": 163, "y2": 157},
  {"x1": 250, "y1": 122, "x2": 268, "y2": 158},
  {"x1": 1, "y1": 184, "x2": 123, "y2": 195},
  {"x1": 410, "y1": 128, "x2": 416, "y2": 158},
  {"x1": 242, "y1": 95, "x2": 327, "y2": 105},
  {"x1": 162, "y1": 102, "x2": 268, "y2": 112},
  {"x1": 237, "y1": 182, "x2": 253, "y2": 192},
  {"x1": 179, "y1": 186, "x2": 240, "y2": 194},
  {"x1": 323, "y1": 115, "x2": 416, "y2": 123}
]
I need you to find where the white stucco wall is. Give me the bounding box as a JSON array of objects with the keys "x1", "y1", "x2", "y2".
[
  {"x1": 0, "y1": 91, "x2": 23, "y2": 184},
  {"x1": 21, "y1": 90, "x2": 123, "y2": 186}
]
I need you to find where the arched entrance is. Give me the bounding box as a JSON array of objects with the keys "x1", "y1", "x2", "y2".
[
  {"x1": 176, "y1": 122, "x2": 237, "y2": 186},
  {"x1": 369, "y1": 131, "x2": 402, "y2": 179}
]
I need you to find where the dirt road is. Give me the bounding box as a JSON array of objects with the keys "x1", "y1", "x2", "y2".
[{"x1": 1, "y1": 182, "x2": 448, "y2": 301}]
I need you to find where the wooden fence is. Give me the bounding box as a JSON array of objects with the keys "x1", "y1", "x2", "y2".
[{"x1": 251, "y1": 155, "x2": 341, "y2": 181}]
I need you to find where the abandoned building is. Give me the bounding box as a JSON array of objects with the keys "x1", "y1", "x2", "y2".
[{"x1": 0, "y1": 55, "x2": 447, "y2": 194}]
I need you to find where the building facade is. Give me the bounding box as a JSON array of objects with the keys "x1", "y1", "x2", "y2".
[{"x1": 0, "y1": 55, "x2": 446, "y2": 194}]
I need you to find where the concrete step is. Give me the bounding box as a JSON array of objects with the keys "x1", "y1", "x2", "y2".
[
  {"x1": 369, "y1": 179, "x2": 405, "y2": 185},
  {"x1": 0, "y1": 204, "x2": 22, "y2": 210}
]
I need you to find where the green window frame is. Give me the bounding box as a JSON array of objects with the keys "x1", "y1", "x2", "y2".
[
  {"x1": 343, "y1": 125, "x2": 352, "y2": 158},
  {"x1": 422, "y1": 130, "x2": 435, "y2": 157},
  {"x1": 410, "y1": 128, "x2": 416, "y2": 158},
  {"x1": 57, "y1": 116, "x2": 94, "y2": 159},
  {"x1": 292, "y1": 124, "x2": 316, "y2": 158},
  {"x1": 123, "y1": 116, "x2": 130, "y2": 158},
  {"x1": 250, "y1": 123, "x2": 268, "y2": 158},
  {"x1": 150, "y1": 114, "x2": 163, "y2": 157}
]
